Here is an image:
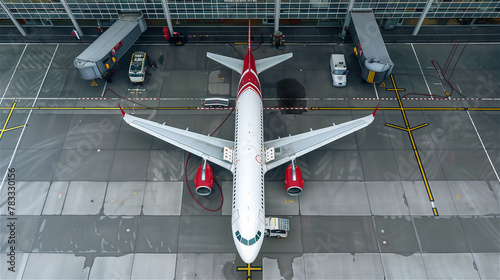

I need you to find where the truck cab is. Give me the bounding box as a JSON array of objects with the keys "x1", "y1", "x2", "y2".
[
  {"x1": 330, "y1": 54, "x2": 347, "y2": 87},
  {"x1": 129, "y1": 51, "x2": 147, "y2": 84},
  {"x1": 264, "y1": 217, "x2": 289, "y2": 239}
]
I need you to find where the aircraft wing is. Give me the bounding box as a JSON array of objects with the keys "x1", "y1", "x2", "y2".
[
  {"x1": 264, "y1": 107, "x2": 378, "y2": 172},
  {"x1": 255, "y1": 53, "x2": 293, "y2": 74},
  {"x1": 119, "y1": 106, "x2": 233, "y2": 171},
  {"x1": 206, "y1": 52, "x2": 243, "y2": 74}
]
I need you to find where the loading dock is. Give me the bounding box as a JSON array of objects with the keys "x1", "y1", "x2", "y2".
[
  {"x1": 349, "y1": 9, "x2": 394, "y2": 84},
  {"x1": 74, "y1": 11, "x2": 147, "y2": 80}
]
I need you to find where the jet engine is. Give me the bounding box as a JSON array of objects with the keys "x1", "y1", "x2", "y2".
[
  {"x1": 284, "y1": 162, "x2": 303, "y2": 196},
  {"x1": 194, "y1": 161, "x2": 213, "y2": 196}
]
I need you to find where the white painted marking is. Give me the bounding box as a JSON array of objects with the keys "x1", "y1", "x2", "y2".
[
  {"x1": 100, "y1": 80, "x2": 108, "y2": 97},
  {"x1": 0, "y1": 44, "x2": 28, "y2": 105},
  {"x1": 372, "y1": 83, "x2": 379, "y2": 99},
  {"x1": 466, "y1": 111, "x2": 500, "y2": 183},
  {"x1": 456, "y1": 82, "x2": 463, "y2": 94},
  {"x1": 0, "y1": 44, "x2": 59, "y2": 194},
  {"x1": 411, "y1": 44, "x2": 433, "y2": 99}
]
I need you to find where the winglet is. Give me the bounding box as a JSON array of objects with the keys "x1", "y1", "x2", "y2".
[
  {"x1": 372, "y1": 104, "x2": 379, "y2": 117},
  {"x1": 118, "y1": 103, "x2": 126, "y2": 117}
]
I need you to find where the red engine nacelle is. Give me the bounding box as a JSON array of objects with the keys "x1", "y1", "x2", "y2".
[
  {"x1": 284, "y1": 164, "x2": 304, "y2": 196},
  {"x1": 194, "y1": 163, "x2": 213, "y2": 196}
]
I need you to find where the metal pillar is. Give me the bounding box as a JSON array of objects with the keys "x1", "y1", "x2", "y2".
[
  {"x1": 60, "y1": 0, "x2": 83, "y2": 36},
  {"x1": 341, "y1": 0, "x2": 355, "y2": 37},
  {"x1": 274, "y1": 0, "x2": 281, "y2": 33},
  {"x1": 161, "y1": 0, "x2": 174, "y2": 37},
  {"x1": 0, "y1": 1, "x2": 26, "y2": 36},
  {"x1": 412, "y1": 0, "x2": 434, "y2": 36},
  {"x1": 469, "y1": 18, "x2": 478, "y2": 30}
]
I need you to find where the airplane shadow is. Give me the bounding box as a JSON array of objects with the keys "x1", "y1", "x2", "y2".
[{"x1": 276, "y1": 78, "x2": 307, "y2": 114}]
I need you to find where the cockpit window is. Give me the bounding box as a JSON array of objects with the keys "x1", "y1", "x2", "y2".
[{"x1": 235, "y1": 230, "x2": 262, "y2": 246}]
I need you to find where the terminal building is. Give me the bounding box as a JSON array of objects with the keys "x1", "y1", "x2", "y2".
[{"x1": 0, "y1": 0, "x2": 499, "y2": 37}]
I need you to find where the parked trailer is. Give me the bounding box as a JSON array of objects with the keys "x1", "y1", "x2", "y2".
[
  {"x1": 348, "y1": 9, "x2": 394, "y2": 84},
  {"x1": 74, "y1": 11, "x2": 147, "y2": 80}
]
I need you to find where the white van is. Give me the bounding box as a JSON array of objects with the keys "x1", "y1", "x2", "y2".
[{"x1": 330, "y1": 54, "x2": 348, "y2": 87}]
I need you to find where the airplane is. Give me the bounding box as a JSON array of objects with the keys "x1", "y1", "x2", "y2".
[{"x1": 118, "y1": 18, "x2": 378, "y2": 264}]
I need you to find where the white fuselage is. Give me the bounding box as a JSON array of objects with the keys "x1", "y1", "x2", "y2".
[{"x1": 231, "y1": 78, "x2": 265, "y2": 264}]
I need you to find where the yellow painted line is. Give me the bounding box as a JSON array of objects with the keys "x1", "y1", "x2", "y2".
[
  {"x1": 1, "y1": 103, "x2": 17, "y2": 135},
  {"x1": 0, "y1": 102, "x2": 25, "y2": 141},
  {"x1": 3, "y1": 125, "x2": 25, "y2": 132},
  {"x1": 409, "y1": 123, "x2": 429, "y2": 131},
  {"x1": 311, "y1": 107, "x2": 380, "y2": 110},
  {"x1": 391, "y1": 76, "x2": 411, "y2": 130},
  {"x1": 433, "y1": 208, "x2": 439, "y2": 216},
  {"x1": 416, "y1": 108, "x2": 473, "y2": 110},
  {"x1": 467, "y1": 108, "x2": 500, "y2": 111},
  {"x1": 386, "y1": 88, "x2": 406, "y2": 91},
  {"x1": 310, "y1": 107, "x2": 500, "y2": 111},
  {"x1": 234, "y1": 42, "x2": 247, "y2": 45},
  {"x1": 0, "y1": 107, "x2": 197, "y2": 110},
  {"x1": 158, "y1": 107, "x2": 198, "y2": 110},
  {"x1": 1, "y1": 106, "x2": 499, "y2": 111},
  {"x1": 385, "y1": 74, "x2": 435, "y2": 205},
  {"x1": 39, "y1": 107, "x2": 85, "y2": 110},
  {"x1": 409, "y1": 126, "x2": 434, "y2": 201},
  {"x1": 385, "y1": 123, "x2": 408, "y2": 131},
  {"x1": 237, "y1": 263, "x2": 262, "y2": 277}
]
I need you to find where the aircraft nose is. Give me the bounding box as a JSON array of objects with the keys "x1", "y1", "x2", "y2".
[{"x1": 237, "y1": 243, "x2": 259, "y2": 264}]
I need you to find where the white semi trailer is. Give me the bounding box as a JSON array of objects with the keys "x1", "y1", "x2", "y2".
[
  {"x1": 349, "y1": 9, "x2": 394, "y2": 84},
  {"x1": 74, "y1": 11, "x2": 147, "y2": 80}
]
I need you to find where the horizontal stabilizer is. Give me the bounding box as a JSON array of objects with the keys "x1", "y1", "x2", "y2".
[
  {"x1": 255, "y1": 53, "x2": 293, "y2": 74},
  {"x1": 206, "y1": 52, "x2": 243, "y2": 74}
]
